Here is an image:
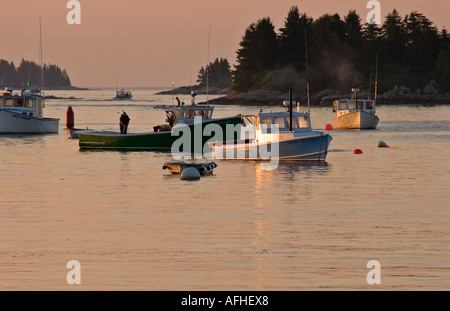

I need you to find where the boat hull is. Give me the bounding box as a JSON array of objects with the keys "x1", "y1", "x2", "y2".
[
  {"x1": 0, "y1": 110, "x2": 59, "y2": 134},
  {"x1": 78, "y1": 116, "x2": 242, "y2": 150},
  {"x1": 210, "y1": 133, "x2": 332, "y2": 162},
  {"x1": 332, "y1": 110, "x2": 379, "y2": 129}
]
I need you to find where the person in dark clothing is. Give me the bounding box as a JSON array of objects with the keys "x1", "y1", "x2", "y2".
[{"x1": 120, "y1": 111, "x2": 130, "y2": 134}]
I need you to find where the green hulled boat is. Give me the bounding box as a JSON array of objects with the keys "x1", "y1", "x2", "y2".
[{"x1": 78, "y1": 95, "x2": 242, "y2": 151}]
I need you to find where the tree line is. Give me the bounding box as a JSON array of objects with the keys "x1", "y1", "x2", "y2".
[
  {"x1": 0, "y1": 58, "x2": 72, "y2": 89},
  {"x1": 207, "y1": 6, "x2": 450, "y2": 97}
]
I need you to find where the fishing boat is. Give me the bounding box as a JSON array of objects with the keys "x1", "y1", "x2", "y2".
[
  {"x1": 113, "y1": 89, "x2": 133, "y2": 100},
  {"x1": 331, "y1": 88, "x2": 379, "y2": 129},
  {"x1": 0, "y1": 19, "x2": 60, "y2": 134},
  {"x1": 0, "y1": 88, "x2": 59, "y2": 134},
  {"x1": 79, "y1": 92, "x2": 242, "y2": 150},
  {"x1": 209, "y1": 90, "x2": 332, "y2": 162}
]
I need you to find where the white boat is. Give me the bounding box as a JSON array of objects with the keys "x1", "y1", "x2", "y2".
[
  {"x1": 113, "y1": 89, "x2": 132, "y2": 100},
  {"x1": 209, "y1": 100, "x2": 332, "y2": 162},
  {"x1": 0, "y1": 88, "x2": 59, "y2": 134},
  {"x1": 332, "y1": 89, "x2": 379, "y2": 130}
]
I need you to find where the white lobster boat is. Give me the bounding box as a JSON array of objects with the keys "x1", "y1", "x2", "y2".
[
  {"x1": 332, "y1": 88, "x2": 379, "y2": 129},
  {"x1": 209, "y1": 99, "x2": 332, "y2": 162},
  {"x1": 0, "y1": 88, "x2": 59, "y2": 134}
]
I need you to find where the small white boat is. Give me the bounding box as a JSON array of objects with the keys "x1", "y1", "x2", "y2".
[
  {"x1": 0, "y1": 88, "x2": 59, "y2": 134},
  {"x1": 162, "y1": 161, "x2": 217, "y2": 175},
  {"x1": 209, "y1": 100, "x2": 332, "y2": 162},
  {"x1": 332, "y1": 88, "x2": 379, "y2": 130},
  {"x1": 113, "y1": 89, "x2": 133, "y2": 100}
]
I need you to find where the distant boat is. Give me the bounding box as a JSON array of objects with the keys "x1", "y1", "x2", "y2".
[
  {"x1": 113, "y1": 89, "x2": 133, "y2": 100},
  {"x1": 209, "y1": 92, "x2": 332, "y2": 162},
  {"x1": 331, "y1": 88, "x2": 379, "y2": 130},
  {"x1": 0, "y1": 87, "x2": 59, "y2": 134}
]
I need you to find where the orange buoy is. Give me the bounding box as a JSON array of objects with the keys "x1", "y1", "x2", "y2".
[
  {"x1": 66, "y1": 106, "x2": 74, "y2": 128},
  {"x1": 324, "y1": 123, "x2": 333, "y2": 131},
  {"x1": 353, "y1": 148, "x2": 363, "y2": 154}
]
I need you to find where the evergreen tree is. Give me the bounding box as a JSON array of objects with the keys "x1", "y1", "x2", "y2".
[
  {"x1": 344, "y1": 10, "x2": 363, "y2": 51},
  {"x1": 433, "y1": 50, "x2": 450, "y2": 92},
  {"x1": 232, "y1": 17, "x2": 278, "y2": 92},
  {"x1": 277, "y1": 6, "x2": 312, "y2": 72},
  {"x1": 380, "y1": 9, "x2": 406, "y2": 66},
  {"x1": 197, "y1": 58, "x2": 232, "y2": 88},
  {"x1": 403, "y1": 12, "x2": 440, "y2": 74}
]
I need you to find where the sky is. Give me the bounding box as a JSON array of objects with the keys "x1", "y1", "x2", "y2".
[{"x1": 1, "y1": 0, "x2": 449, "y2": 88}]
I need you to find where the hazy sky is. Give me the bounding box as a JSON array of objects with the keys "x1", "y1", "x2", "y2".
[{"x1": 1, "y1": 0, "x2": 449, "y2": 88}]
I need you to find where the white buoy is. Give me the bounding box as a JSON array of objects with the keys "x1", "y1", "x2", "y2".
[{"x1": 180, "y1": 167, "x2": 201, "y2": 180}]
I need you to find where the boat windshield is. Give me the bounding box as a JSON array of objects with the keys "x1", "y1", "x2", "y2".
[
  {"x1": 348, "y1": 101, "x2": 356, "y2": 110},
  {"x1": 273, "y1": 116, "x2": 286, "y2": 129},
  {"x1": 336, "y1": 101, "x2": 345, "y2": 110},
  {"x1": 4, "y1": 98, "x2": 13, "y2": 107},
  {"x1": 25, "y1": 99, "x2": 34, "y2": 108}
]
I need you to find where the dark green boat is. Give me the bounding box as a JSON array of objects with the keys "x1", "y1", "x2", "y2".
[{"x1": 78, "y1": 103, "x2": 242, "y2": 151}]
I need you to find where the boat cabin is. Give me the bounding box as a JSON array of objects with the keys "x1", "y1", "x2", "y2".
[
  {"x1": 0, "y1": 88, "x2": 44, "y2": 118},
  {"x1": 244, "y1": 111, "x2": 311, "y2": 133},
  {"x1": 164, "y1": 105, "x2": 214, "y2": 126},
  {"x1": 333, "y1": 98, "x2": 376, "y2": 118}
]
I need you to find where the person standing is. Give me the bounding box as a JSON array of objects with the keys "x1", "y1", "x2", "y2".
[{"x1": 120, "y1": 111, "x2": 130, "y2": 134}]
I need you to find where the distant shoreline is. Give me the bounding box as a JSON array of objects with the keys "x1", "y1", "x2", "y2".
[{"x1": 196, "y1": 88, "x2": 450, "y2": 107}]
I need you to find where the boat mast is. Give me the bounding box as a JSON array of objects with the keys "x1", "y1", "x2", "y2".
[
  {"x1": 374, "y1": 52, "x2": 378, "y2": 101},
  {"x1": 39, "y1": 18, "x2": 44, "y2": 99},
  {"x1": 289, "y1": 88, "x2": 293, "y2": 131},
  {"x1": 305, "y1": 29, "x2": 310, "y2": 114},
  {"x1": 206, "y1": 23, "x2": 211, "y2": 105}
]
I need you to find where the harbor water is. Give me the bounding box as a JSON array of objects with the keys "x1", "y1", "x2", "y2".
[{"x1": 0, "y1": 88, "x2": 449, "y2": 290}]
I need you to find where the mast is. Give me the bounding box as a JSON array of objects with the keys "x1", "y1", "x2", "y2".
[
  {"x1": 305, "y1": 29, "x2": 310, "y2": 114},
  {"x1": 289, "y1": 88, "x2": 293, "y2": 131},
  {"x1": 206, "y1": 23, "x2": 211, "y2": 105},
  {"x1": 39, "y1": 18, "x2": 44, "y2": 99},
  {"x1": 374, "y1": 52, "x2": 378, "y2": 101}
]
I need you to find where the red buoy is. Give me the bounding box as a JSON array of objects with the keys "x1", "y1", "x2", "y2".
[
  {"x1": 324, "y1": 123, "x2": 333, "y2": 131},
  {"x1": 66, "y1": 106, "x2": 74, "y2": 128},
  {"x1": 353, "y1": 148, "x2": 363, "y2": 154}
]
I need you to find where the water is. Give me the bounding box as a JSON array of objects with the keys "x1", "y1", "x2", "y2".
[{"x1": 0, "y1": 88, "x2": 449, "y2": 290}]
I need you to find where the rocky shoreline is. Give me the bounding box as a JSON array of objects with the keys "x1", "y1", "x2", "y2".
[{"x1": 158, "y1": 81, "x2": 450, "y2": 107}]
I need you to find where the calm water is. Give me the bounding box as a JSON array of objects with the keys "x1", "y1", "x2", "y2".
[{"x1": 0, "y1": 88, "x2": 449, "y2": 290}]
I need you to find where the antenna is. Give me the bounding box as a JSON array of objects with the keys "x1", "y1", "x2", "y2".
[
  {"x1": 374, "y1": 52, "x2": 378, "y2": 101},
  {"x1": 39, "y1": 18, "x2": 44, "y2": 99},
  {"x1": 206, "y1": 23, "x2": 211, "y2": 104},
  {"x1": 305, "y1": 28, "x2": 310, "y2": 114}
]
